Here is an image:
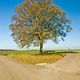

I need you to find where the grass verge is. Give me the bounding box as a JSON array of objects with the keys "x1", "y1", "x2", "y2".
[
  {"x1": 9, "y1": 54, "x2": 65, "y2": 64},
  {"x1": 0, "y1": 49, "x2": 77, "y2": 64}
]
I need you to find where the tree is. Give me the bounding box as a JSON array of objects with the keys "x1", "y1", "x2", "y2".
[{"x1": 10, "y1": 0, "x2": 72, "y2": 54}]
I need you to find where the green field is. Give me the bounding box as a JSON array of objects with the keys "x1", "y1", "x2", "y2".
[{"x1": 0, "y1": 49, "x2": 79, "y2": 56}]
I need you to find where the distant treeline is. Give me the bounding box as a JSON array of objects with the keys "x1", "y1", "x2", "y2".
[{"x1": 0, "y1": 49, "x2": 16, "y2": 51}]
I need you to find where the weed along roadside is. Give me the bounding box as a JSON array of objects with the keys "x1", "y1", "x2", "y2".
[{"x1": 9, "y1": 53, "x2": 64, "y2": 65}]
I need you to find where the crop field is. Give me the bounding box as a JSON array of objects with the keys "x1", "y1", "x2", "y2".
[{"x1": 0, "y1": 49, "x2": 78, "y2": 55}]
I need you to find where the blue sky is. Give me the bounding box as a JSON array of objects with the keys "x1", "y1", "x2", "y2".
[{"x1": 0, "y1": 0, "x2": 80, "y2": 50}]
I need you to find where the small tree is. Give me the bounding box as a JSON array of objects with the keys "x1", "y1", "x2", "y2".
[{"x1": 10, "y1": 0, "x2": 72, "y2": 54}]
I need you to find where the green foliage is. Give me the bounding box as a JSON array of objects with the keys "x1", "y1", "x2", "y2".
[{"x1": 10, "y1": 0, "x2": 72, "y2": 52}]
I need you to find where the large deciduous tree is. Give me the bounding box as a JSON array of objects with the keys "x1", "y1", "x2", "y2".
[{"x1": 10, "y1": 0, "x2": 72, "y2": 54}]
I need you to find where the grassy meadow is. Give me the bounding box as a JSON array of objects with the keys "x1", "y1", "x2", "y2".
[{"x1": 0, "y1": 49, "x2": 79, "y2": 64}]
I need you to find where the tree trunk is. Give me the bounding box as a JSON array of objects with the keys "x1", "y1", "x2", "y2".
[{"x1": 40, "y1": 40, "x2": 43, "y2": 54}]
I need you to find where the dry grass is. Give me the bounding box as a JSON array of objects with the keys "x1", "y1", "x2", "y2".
[{"x1": 10, "y1": 54, "x2": 65, "y2": 64}]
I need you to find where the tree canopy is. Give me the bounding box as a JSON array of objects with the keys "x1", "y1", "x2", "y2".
[{"x1": 10, "y1": 0, "x2": 72, "y2": 54}]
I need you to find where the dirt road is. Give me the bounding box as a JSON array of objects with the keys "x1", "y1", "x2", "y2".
[{"x1": 0, "y1": 53, "x2": 80, "y2": 80}]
